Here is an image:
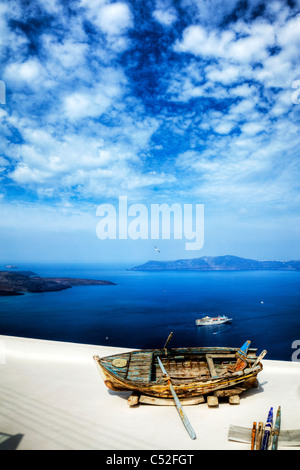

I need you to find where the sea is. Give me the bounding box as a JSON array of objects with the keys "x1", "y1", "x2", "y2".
[{"x1": 0, "y1": 262, "x2": 300, "y2": 362}]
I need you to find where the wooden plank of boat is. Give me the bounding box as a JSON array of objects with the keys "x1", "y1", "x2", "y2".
[
  {"x1": 138, "y1": 394, "x2": 205, "y2": 406},
  {"x1": 213, "y1": 387, "x2": 246, "y2": 397},
  {"x1": 206, "y1": 355, "x2": 218, "y2": 378},
  {"x1": 126, "y1": 351, "x2": 153, "y2": 382},
  {"x1": 227, "y1": 340, "x2": 251, "y2": 372}
]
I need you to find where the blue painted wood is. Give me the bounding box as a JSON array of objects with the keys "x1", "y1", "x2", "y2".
[{"x1": 271, "y1": 406, "x2": 281, "y2": 450}]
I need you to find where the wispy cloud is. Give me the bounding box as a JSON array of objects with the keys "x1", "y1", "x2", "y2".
[{"x1": 0, "y1": 0, "x2": 300, "y2": 260}]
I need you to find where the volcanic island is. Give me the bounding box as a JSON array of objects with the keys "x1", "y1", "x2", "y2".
[{"x1": 0, "y1": 270, "x2": 116, "y2": 296}]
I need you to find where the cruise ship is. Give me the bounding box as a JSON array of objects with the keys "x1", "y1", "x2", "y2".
[{"x1": 195, "y1": 315, "x2": 232, "y2": 326}]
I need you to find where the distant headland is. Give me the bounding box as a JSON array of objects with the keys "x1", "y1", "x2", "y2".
[
  {"x1": 129, "y1": 255, "x2": 300, "y2": 272},
  {"x1": 0, "y1": 271, "x2": 116, "y2": 296}
]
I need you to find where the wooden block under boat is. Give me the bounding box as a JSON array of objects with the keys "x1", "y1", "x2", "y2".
[
  {"x1": 229, "y1": 395, "x2": 240, "y2": 405},
  {"x1": 207, "y1": 396, "x2": 219, "y2": 407},
  {"x1": 128, "y1": 391, "x2": 140, "y2": 406}
]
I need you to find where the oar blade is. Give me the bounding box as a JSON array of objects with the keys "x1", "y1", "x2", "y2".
[
  {"x1": 157, "y1": 357, "x2": 196, "y2": 440},
  {"x1": 169, "y1": 382, "x2": 197, "y2": 440}
]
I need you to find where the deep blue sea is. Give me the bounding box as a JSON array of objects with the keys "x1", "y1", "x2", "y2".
[{"x1": 0, "y1": 263, "x2": 300, "y2": 361}]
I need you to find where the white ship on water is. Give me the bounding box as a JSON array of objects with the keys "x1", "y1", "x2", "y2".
[{"x1": 195, "y1": 315, "x2": 232, "y2": 326}]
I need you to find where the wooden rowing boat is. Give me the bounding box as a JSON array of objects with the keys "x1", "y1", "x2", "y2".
[{"x1": 93, "y1": 340, "x2": 266, "y2": 399}]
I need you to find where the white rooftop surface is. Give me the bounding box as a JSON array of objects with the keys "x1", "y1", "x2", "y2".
[{"x1": 1, "y1": 334, "x2": 300, "y2": 451}]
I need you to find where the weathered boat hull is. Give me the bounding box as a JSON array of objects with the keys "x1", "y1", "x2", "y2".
[{"x1": 94, "y1": 345, "x2": 263, "y2": 399}]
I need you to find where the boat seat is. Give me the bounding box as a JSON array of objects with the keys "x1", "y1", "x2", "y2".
[
  {"x1": 206, "y1": 355, "x2": 218, "y2": 378},
  {"x1": 126, "y1": 351, "x2": 153, "y2": 382}
]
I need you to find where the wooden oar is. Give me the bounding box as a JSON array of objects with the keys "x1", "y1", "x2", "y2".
[
  {"x1": 163, "y1": 332, "x2": 173, "y2": 350},
  {"x1": 157, "y1": 356, "x2": 196, "y2": 440},
  {"x1": 251, "y1": 422, "x2": 257, "y2": 450},
  {"x1": 261, "y1": 407, "x2": 273, "y2": 450},
  {"x1": 255, "y1": 422, "x2": 264, "y2": 450},
  {"x1": 271, "y1": 406, "x2": 281, "y2": 450},
  {"x1": 252, "y1": 349, "x2": 267, "y2": 368}
]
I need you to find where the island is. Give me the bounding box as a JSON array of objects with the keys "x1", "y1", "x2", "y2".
[
  {"x1": 0, "y1": 270, "x2": 116, "y2": 296},
  {"x1": 129, "y1": 255, "x2": 300, "y2": 271}
]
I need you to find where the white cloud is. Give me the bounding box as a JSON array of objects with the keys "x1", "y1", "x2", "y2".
[
  {"x1": 174, "y1": 106, "x2": 300, "y2": 208},
  {"x1": 4, "y1": 58, "x2": 42, "y2": 85},
  {"x1": 277, "y1": 14, "x2": 300, "y2": 51},
  {"x1": 214, "y1": 121, "x2": 235, "y2": 135},
  {"x1": 229, "y1": 98, "x2": 256, "y2": 116},
  {"x1": 170, "y1": 12, "x2": 300, "y2": 111},
  {"x1": 11, "y1": 163, "x2": 54, "y2": 185},
  {"x1": 38, "y1": 0, "x2": 64, "y2": 15},
  {"x1": 152, "y1": 1, "x2": 178, "y2": 27},
  {"x1": 241, "y1": 121, "x2": 265, "y2": 135},
  {"x1": 61, "y1": 65, "x2": 126, "y2": 120},
  {"x1": 97, "y1": 2, "x2": 133, "y2": 35},
  {"x1": 176, "y1": 147, "x2": 272, "y2": 204},
  {"x1": 1, "y1": 0, "x2": 300, "y2": 219},
  {"x1": 63, "y1": 88, "x2": 112, "y2": 120},
  {"x1": 169, "y1": 7, "x2": 300, "y2": 166},
  {"x1": 229, "y1": 83, "x2": 258, "y2": 98},
  {"x1": 170, "y1": 17, "x2": 294, "y2": 110},
  {"x1": 269, "y1": 89, "x2": 295, "y2": 117},
  {"x1": 153, "y1": 8, "x2": 177, "y2": 26},
  {"x1": 174, "y1": 18, "x2": 277, "y2": 64},
  {"x1": 166, "y1": 76, "x2": 204, "y2": 102},
  {"x1": 42, "y1": 35, "x2": 88, "y2": 70},
  {"x1": 174, "y1": 25, "x2": 234, "y2": 58},
  {"x1": 81, "y1": 1, "x2": 133, "y2": 35},
  {"x1": 205, "y1": 63, "x2": 241, "y2": 85},
  {"x1": 5, "y1": 98, "x2": 163, "y2": 200},
  {"x1": 228, "y1": 21, "x2": 275, "y2": 62}
]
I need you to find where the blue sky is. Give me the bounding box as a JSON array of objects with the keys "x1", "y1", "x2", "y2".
[{"x1": 0, "y1": 0, "x2": 300, "y2": 264}]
